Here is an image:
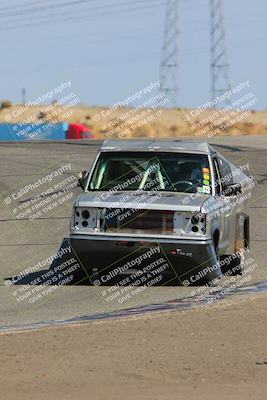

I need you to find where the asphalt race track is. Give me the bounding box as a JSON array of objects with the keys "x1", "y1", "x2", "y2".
[{"x1": 0, "y1": 136, "x2": 266, "y2": 330}]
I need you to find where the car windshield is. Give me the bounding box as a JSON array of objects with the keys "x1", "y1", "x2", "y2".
[{"x1": 88, "y1": 151, "x2": 212, "y2": 194}]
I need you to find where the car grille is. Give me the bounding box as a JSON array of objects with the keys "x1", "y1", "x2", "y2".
[{"x1": 100, "y1": 208, "x2": 174, "y2": 235}]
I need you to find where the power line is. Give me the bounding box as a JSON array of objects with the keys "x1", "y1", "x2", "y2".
[
  {"x1": 0, "y1": 0, "x2": 159, "y2": 19},
  {"x1": 0, "y1": 0, "x2": 50, "y2": 12},
  {"x1": 0, "y1": 31, "x2": 161, "y2": 54},
  {"x1": 0, "y1": 0, "x2": 96, "y2": 17},
  {"x1": 0, "y1": 1, "x2": 165, "y2": 30},
  {"x1": 0, "y1": 0, "x2": 162, "y2": 23},
  {"x1": 1, "y1": 27, "x2": 264, "y2": 55}
]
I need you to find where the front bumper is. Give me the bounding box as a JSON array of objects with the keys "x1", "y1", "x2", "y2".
[{"x1": 70, "y1": 234, "x2": 222, "y2": 285}]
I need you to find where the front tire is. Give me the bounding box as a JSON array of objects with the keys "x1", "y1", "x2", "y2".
[{"x1": 220, "y1": 253, "x2": 243, "y2": 276}]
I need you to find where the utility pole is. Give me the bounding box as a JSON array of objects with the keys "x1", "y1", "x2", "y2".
[
  {"x1": 210, "y1": 0, "x2": 231, "y2": 106},
  {"x1": 22, "y1": 88, "x2": 26, "y2": 105},
  {"x1": 159, "y1": 0, "x2": 179, "y2": 108}
]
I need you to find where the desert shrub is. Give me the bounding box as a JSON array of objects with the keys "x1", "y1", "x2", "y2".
[
  {"x1": 1, "y1": 100, "x2": 12, "y2": 109},
  {"x1": 170, "y1": 124, "x2": 178, "y2": 134},
  {"x1": 37, "y1": 111, "x2": 47, "y2": 120}
]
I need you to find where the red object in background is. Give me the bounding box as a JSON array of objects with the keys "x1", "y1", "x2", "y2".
[{"x1": 66, "y1": 123, "x2": 94, "y2": 139}]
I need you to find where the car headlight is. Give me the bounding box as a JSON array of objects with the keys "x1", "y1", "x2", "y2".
[
  {"x1": 173, "y1": 212, "x2": 206, "y2": 235},
  {"x1": 73, "y1": 207, "x2": 97, "y2": 230}
]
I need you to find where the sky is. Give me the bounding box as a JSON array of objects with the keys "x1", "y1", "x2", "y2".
[{"x1": 0, "y1": 0, "x2": 266, "y2": 110}]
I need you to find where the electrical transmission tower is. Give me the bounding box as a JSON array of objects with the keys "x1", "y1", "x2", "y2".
[
  {"x1": 159, "y1": 0, "x2": 179, "y2": 107},
  {"x1": 210, "y1": 0, "x2": 231, "y2": 106}
]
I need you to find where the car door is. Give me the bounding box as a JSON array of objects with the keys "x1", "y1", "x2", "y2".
[
  {"x1": 211, "y1": 155, "x2": 233, "y2": 252},
  {"x1": 216, "y1": 155, "x2": 237, "y2": 253}
]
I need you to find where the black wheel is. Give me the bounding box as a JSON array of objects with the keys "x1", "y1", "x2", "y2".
[
  {"x1": 199, "y1": 233, "x2": 221, "y2": 286},
  {"x1": 220, "y1": 253, "x2": 243, "y2": 276}
]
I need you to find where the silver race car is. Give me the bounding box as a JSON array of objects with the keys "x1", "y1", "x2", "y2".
[{"x1": 69, "y1": 140, "x2": 252, "y2": 285}]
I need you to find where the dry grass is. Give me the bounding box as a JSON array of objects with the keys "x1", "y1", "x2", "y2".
[{"x1": 1, "y1": 105, "x2": 267, "y2": 139}]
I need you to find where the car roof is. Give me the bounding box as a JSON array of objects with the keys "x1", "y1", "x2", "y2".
[{"x1": 101, "y1": 139, "x2": 216, "y2": 155}]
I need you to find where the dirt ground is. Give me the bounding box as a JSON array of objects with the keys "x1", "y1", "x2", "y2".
[{"x1": 1, "y1": 292, "x2": 267, "y2": 400}]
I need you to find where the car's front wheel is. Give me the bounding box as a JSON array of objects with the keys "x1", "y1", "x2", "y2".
[{"x1": 220, "y1": 252, "x2": 244, "y2": 276}]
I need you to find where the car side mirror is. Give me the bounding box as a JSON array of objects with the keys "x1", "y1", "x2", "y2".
[
  {"x1": 223, "y1": 183, "x2": 242, "y2": 197},
  {"x1": 77, "y1": 170, "x2": 88, "y2": 190}
]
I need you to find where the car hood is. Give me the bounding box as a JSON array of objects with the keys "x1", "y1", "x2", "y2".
[{"x1": 76, "y1": 191, "x2": 211, "y2": 212}]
